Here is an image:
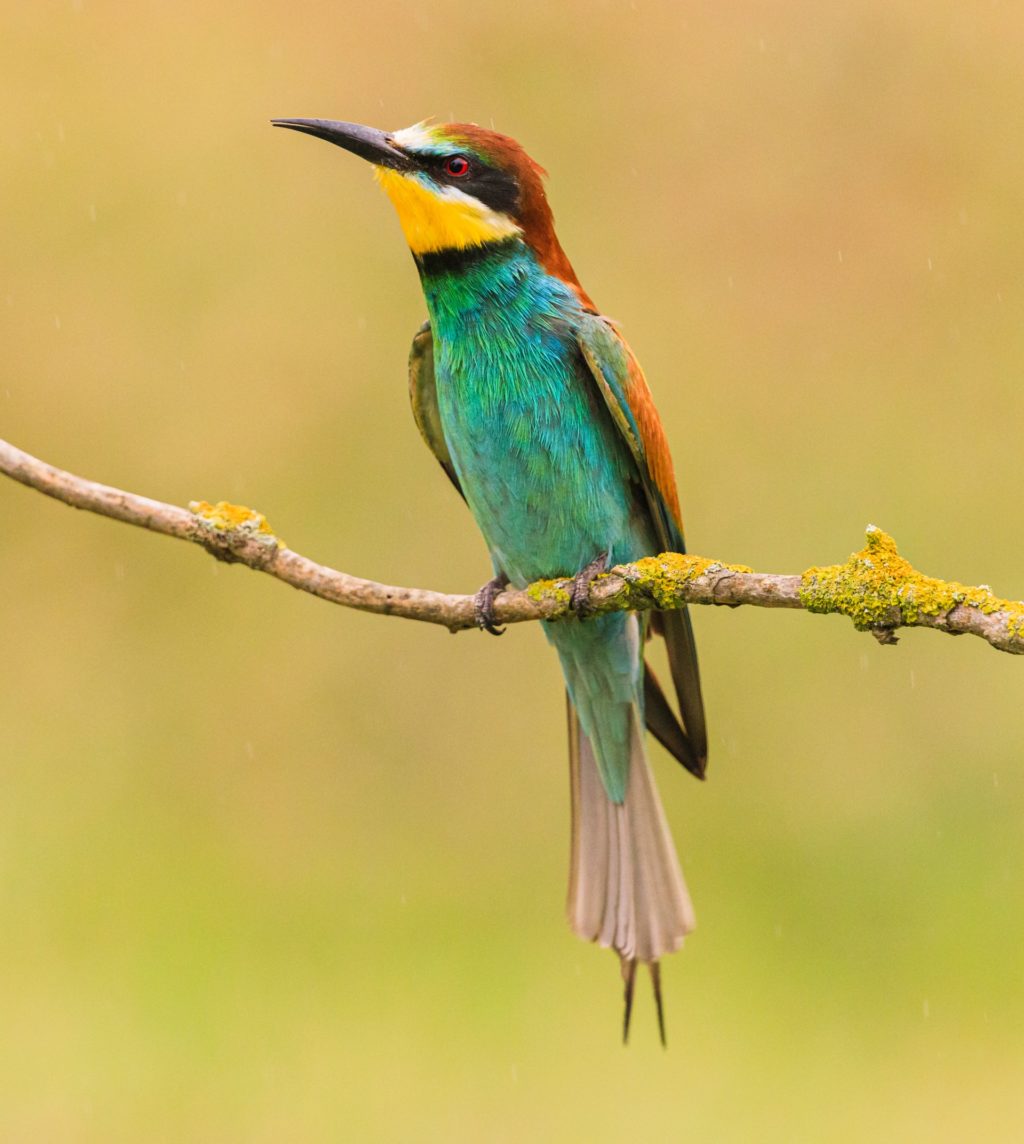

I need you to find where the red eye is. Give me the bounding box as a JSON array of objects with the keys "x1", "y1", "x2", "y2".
[{"x1": 445, "y1": 155, "x2": 470, "y2": 177}]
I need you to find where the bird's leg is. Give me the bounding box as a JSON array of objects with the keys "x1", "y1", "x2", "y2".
[
  {"x1": 569, "y1": 549, "x2": 610, "y2": 618},
  {"x1": 473, "y1": 572, "x2": 510, "y2": 636}
]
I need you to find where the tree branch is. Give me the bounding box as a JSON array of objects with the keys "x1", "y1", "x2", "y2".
[{"x1": 2, "y1": 436, "x2": 1022, "y2": 653}]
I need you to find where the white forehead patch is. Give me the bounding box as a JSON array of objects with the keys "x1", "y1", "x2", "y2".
[{"x1": 392, "y1": 121, "x2": 444, "y2": 153}]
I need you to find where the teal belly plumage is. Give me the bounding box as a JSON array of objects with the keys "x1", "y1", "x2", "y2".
[{"x1": 422, "y1": 245, "x2": 655, "y2": 587}]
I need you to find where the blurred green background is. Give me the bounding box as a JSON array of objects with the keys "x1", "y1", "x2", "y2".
[{"x1": 2, "y1": 3, "x2": 1023, "y2": 1140}]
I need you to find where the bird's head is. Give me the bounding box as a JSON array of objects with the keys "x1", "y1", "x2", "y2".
[{"x1": 273, "y1": 117, "x2": 592, "y2": 305}]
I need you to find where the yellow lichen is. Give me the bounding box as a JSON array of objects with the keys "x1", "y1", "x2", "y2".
[
  {"x1": 628, "y1": 552, "x2": 754, "y2": 608},
  {"x1": 800, "y1": 525, "x2": 1024, "y2": 636},
  {"x1": 189, "y1": 500, "x2": 283, "y2": 547},
  {"x1": 524, "y1": 552, "x2": 760, "y2": 615},
  {"x1": 525, "y1": 578, "x2": 572, "y2": 606}
]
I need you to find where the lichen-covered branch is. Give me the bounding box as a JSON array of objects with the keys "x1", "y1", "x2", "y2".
[{"x1": 2, "y1": 436, "x2": 1022, "y2": 653}]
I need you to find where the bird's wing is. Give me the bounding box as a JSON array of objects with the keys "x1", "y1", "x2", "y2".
[
  {"x1": 577, "y1": 313, "x2": 708, "y2": 778},
  {"x1": 408, "y1": 320, "x2": 464, "y2": 499}
]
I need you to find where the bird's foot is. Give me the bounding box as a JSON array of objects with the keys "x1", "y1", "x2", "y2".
[
  {"x1": 569, "y1": 550, "x2": 610, "y2": 619},
  {"x1": 473, "y1": 573, "x2": 510, "y2": 636}
]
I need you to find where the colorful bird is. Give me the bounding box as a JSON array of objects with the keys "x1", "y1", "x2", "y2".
[{"x1": 273, "y1": 117, "x2": 707, "y2": 1042}]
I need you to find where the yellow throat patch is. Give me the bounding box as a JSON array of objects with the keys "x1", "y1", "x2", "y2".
[{"x1": 374, "y1": 168, "x2": 520, "y2": 255}]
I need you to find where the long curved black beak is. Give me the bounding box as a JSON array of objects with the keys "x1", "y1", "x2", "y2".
[{"x1": 271, "y1": 118, "x2": 412, "y2": 172}]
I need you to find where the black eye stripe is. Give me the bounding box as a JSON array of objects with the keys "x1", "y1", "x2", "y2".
[{"x1": 425, "y1": 154, "x2": 520, "y2": 216}]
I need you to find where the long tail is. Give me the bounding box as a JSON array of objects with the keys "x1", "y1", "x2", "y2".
[{"x1": 566, "y1": 697, "x2": 696, "y2": 1043}]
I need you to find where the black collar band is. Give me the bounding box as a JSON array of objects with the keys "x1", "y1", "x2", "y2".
[{"x1": 414, "y1": 237, "x2": 522, "y2": 277}]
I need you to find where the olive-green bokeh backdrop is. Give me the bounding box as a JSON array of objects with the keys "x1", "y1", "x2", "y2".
[{"x1": 2, "y1": 3, "x2": 1022, "y2": 1140}]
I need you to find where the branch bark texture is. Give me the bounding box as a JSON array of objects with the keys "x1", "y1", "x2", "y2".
[{"x1": 2, "y1": 437, "x2": 1022, "y2": 654}]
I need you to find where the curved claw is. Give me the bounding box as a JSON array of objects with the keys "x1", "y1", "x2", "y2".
[
  {"x1": 569, "y1": 550, "x2": 611, "y2": 618},
  {"x1": 474, "y1": 573, "x2": 510, "y2": 636}
]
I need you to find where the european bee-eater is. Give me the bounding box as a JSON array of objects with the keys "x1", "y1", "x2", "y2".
[{"x1": 273, "y1": 117, "x2": 707, "y2": 1042}]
